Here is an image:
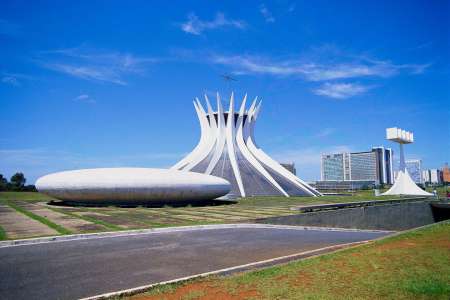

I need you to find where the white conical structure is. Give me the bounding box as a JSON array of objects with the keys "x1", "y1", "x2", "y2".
[
  {"x1": 172, "y1": 92, "x2": 321, "y2": 198},
  {"x1": 381, "y1": 127, "x2": 432, "y2": 196}
]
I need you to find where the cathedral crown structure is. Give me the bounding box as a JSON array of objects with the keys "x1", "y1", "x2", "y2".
[{"x1": 172, "y1": 92, "x2": 321, "y2": 198}]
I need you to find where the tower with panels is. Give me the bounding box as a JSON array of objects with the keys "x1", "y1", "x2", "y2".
[
  {"x1": 172, "y1": 92, "x2": 321, "y2": 198},
  {"x1": 381, "y1": 127, "x2": 432, "y2": 196}
]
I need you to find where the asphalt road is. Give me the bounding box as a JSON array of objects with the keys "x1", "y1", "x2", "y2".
[{"x1": 0, "y1": 225, "x2": 390, "y2": 300}]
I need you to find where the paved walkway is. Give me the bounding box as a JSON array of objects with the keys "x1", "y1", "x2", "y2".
[
  {"x1": 0, "y1": 224, "x2": 390, "y2": 300},
  {"x1": 16, "y1": 202, "x2": 105, "y2": 233},
  {"x1": 0, "y1": 204, "x2": 57, "y2": 239}
]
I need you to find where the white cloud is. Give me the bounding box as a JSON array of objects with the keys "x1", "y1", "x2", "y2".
[
  {"x1": 1, "y1": 72, "x2": 33, "y2": 86},
  {"x1": 44, "y1": 63, "x2": 127, "y2": 85},
  {"x1": 260, "y1": 4, "x2": 275, "y2": 23},
  {"x1": 313, "y1": 82, "x2": 370, "y2": 99},
  {"x1": 74, "y1": 94, "x2": 96, "y2": 104},
  {"x1": 315, "y1": 128, "x2": 336, "y2": 137},
  {"x1": 37, "y1": 46, "x2": 157, "y2": 85},
  {"x1": 211, "y1": 54, "x2": 430, "y2": 81},
  {"x1": 1, "y1": 76, "x2": 20, "y2": 86},
  {"x1": 180, "y1": 12, "x2": 246, "y2": 35}
]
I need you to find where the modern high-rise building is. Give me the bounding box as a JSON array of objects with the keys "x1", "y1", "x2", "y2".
[
  {"x1": 372, "y1": 147, "x2": 394, "y2": 185},
  {"x1": 349, "y1": 151, "x2": 378, "y2": 181},
  {"x1": 406, "y1": 159, "x2": 422, "y2": 183},
  {"x1": 422, "y1": 169, "x2": 443, "y2": 185},
  {"x1": 321, "y1": 153, "x2": 346, "y2": 181},
  {"x1": 321, "y1": 150, "x2": 379, "y2": 183},
  {"x1": 172, "y1": 93, "x2": 321, "y2": 198}
]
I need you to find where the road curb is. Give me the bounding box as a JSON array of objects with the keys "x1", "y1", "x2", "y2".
[
  {"x1": 79, "y1": 240, "x2": 372, "y2": 300},
  {"x1": 79, "y1": 220, "x2": 450, "y2": 300},
  {"x1": 0, "y1": 223, "x2": 393, "y2": 248}
]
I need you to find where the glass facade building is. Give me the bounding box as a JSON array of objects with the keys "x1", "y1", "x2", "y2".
[
  {"x1": 406, "y1": 159, "x2": 422, "y2": 183},
  {"x1": 321, "y1": 147, "x2": 394, "y2": 184},
  {"x1": 349, "y1": 151, "x2": 378, "y2": 181},
  {"x1": 321, "y1": 153, "x2": 345, "y2": 181},
  {"x1": 372, "y1": 147, "x2": 394, "y2": 185}
]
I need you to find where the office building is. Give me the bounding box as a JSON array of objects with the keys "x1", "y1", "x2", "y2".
[
  {"x1": 321, "y1": 153, "x2": 346, "y2": 181},
  {"x1": 406, "y1": 159, "x2": 422, "y2": 183},
  {"x1": 422, "y1": 169, "x2": 443, "y2": 185},
  {"x1": 315, "y1": 180, "x2": 376, "y2": 191},
  {"x1": 321, "y1": 148, "x2": 392, "y2": 184},
  {"x1": 349, "y1": 151, "x2": 378, "y2": 181},
  {"x1": 372, "y1": 147, "x2": 394, "y2": 184}
]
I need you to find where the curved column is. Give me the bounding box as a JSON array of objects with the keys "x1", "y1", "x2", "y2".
[
  {"x1": 236, "y1": 95, "x2": 289, "y2": 196},
  {"x1": 182, "y1": 99, "x2": 217, "y2": 171},
  {"x1": 246, "y1": 102, "x2": 320, "y2": 196},
  {"x1": 204, "y1": 95, "x2": 218, "y2": 137},
  {"x1": 243, "y1": 98, "x2": 258, "y2": 142},
  {"x1": 226, "y1": 93, "x2": 245, "y2": 197},
  {"x1": 171, "y1": 100, "x2": 209, "y2": 170},
  {"x1": 205, "y1": 93, "x2": 227, "y2": 174}
]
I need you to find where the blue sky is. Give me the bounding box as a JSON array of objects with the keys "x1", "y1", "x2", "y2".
[{"x1": 1, "y1": 0, "x2": 449, "y2": 184}]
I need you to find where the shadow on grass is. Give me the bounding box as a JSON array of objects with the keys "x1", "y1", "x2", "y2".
[{"x1": 47, "y1": 198, "x2": 237, "y2": 208}]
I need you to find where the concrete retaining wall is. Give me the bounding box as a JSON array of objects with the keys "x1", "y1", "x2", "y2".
[{"x1": 256, "y1": 200, "x2": 438, "y2": 231}]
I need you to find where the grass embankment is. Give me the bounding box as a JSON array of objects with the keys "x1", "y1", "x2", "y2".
[
  {"x1": 1, "y1": 200, "x2": 72, "y2": 235},
  {"x1": 127, "y1": 221, "x2": 450, "y2": 300},
  {"x1": 0, "y1": 225, "x2": 6, "y2": 240}
]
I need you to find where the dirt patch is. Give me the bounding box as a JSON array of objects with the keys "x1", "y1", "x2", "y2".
[
  {"x1": 433, "y1": 240, "x2": 450, "y2": 249},
  {"x1": 289, "y1": 271, "x2": 313, "y2": 288},
  {"x1": 376, "y1": 240, "x2": 419, "y2": 251},
  {"x1": 130, "y1": 281, "x2": 260, "y2": 300}
]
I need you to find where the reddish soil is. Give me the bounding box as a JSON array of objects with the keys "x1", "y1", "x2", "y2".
[
  {"x1": 130, "y1": 280, "x2": 260, "y2": 300},
  {"x1": 289, "y1": 271, "x2": 313, "y2": 288},
  {"x1": 376, "y1": 240, "x2": 418, "y2": 251}
]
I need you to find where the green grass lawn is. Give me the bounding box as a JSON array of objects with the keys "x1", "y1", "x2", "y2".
[
  {"x1": 0, "y1": 191, "x2": 57, "y2": 202},
  {"x1": 127, "y1": 220, "x2": 450, "y2": 300},
  {"x1": 237, "y1": 190, "x2": 405, "y2": 208},
  {"x1": 0, "y1": 225, "x2": 6, "y2": 241},
  {"x1": 0, "y1": 191, "x2": 439, "y2": 241},
  {"x1": 0, "y1": 189, "x2": 436, "y2": 207}
]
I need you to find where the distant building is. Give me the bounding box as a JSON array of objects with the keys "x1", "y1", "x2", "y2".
[
  {"x1": 372, "y1": 147, "x2": 394, "y2": 185},
  {"x1": 405, "y1": 159, "x2": 422, "y2": 183},
  {"x1": 321, "y1": 153, "x2": 346, "y2": 181},
  {"x1": 321, "y1": 148, "x2": 392, "y2": 184},
  {"x1": 442, "y1": 163, "x2": 450, "y2": 183},
  {"x1": 422, "y1": 169, "x2": 443, "y2": 185},
  {"x1": 349, "y1": 151, "x2": 378, "y2": 181},
  {"x1": 280, "y1": 163, "x2": 296, "y2": 175},
  {"x1": 315, "y1": 180, "x2": 376, "y2": 192}
]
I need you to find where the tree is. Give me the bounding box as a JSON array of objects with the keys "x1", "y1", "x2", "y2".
[
  {"x1": 0, "y1": 174, "x2": 8, "y2": 191},
  {"x1": 10, "y1": 172, "x2": 26, "y2": 189}
]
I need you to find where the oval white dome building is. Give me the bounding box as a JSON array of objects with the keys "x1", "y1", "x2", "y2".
[{"x1": 36, "y1": 168, "x2": 231, "y2": 204}]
